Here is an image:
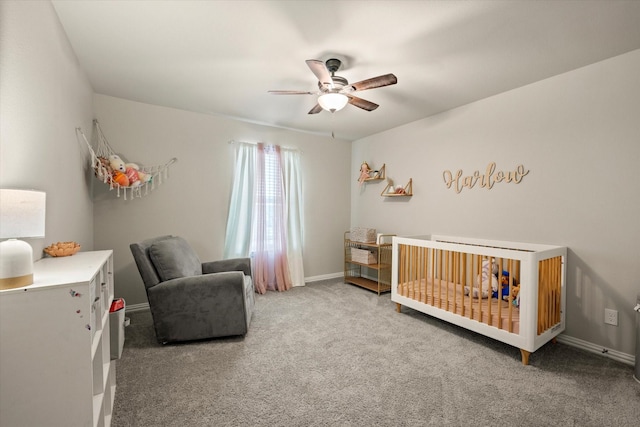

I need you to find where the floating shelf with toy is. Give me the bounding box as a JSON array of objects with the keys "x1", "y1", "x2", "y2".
[
  {"x1": 78, "y1": 120, "x2": 177, "y2": 200},
  {"x1": 357, "y1": 162, "x2": 385, "y2": 186},
  {"x1": 381, "y1": 178, "x2": 412, "y2": 197}
]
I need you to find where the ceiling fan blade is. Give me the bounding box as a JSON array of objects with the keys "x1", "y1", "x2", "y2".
[
  {"x1": 347, "y1": 95, "x2": 379, "y2": 111},
  {"x1": 308, "y1": 103, "x2": 323, "y2": 114},
  {"x1": 306, "y1": 59, "x2": 333, "y2": 88},
  {"x1": 349, "y1": 74, "x2": 397, "y2": 92},
  {"x1": 268, "y1": 90, "x2": 315, "y2": 95}
]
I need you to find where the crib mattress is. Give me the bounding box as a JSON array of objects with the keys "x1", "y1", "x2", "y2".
[{"x1": 397, "y1": 278, "x2": 520, "y2": 334}]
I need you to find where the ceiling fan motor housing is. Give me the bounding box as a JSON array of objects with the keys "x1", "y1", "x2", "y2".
[
  {"x1": 318, "y1": 58, "x2": 347, "y2": 92},
  {"x1": 318, "y1": 75, "x2": 348, "y2": 92},
  {"x1": 325, "y1": 58, "x2": 342, "y2": 73}
]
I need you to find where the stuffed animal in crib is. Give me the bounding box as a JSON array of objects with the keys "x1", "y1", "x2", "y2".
[
  {"x1": 492, "y1": 270, "x2": 512, "y2": 299},
  {"x1": 511, "y1": 284, "x2": 521, "y2": 307},
  {"x1": 465, "y1": 258, "x2": 498, "y2": 298}
]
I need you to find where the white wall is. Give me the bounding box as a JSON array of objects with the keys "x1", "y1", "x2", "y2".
[
  {"x1": 352, "y1": 49, "x2": 640, "y2": 357},
  {"x1": 0, "y1": 1, "x2": 94, "y2": 258},
  {"x1": 93, "y1": 95, "x2": 351, "y2": 307}
]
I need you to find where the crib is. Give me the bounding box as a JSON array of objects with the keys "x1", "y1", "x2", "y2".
[{"x1": 391, "y1": 235, "x2": 566, "y2": 365}]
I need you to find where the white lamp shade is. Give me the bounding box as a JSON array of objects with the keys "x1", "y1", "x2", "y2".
[
  {"x1": 318, "y1": 93, "x2": 349, "y2": 112},
  {"x1": 0, "y1": 189, "x2": 46, "y2": 238}
]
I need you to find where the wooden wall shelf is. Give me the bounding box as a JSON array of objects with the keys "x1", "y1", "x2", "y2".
[
  {"x1": 363, "y1": 163, "x2": 385, "y2": 182},
  {"x1": 382, "y1": 178, "x2": 412, "y2": 197}
]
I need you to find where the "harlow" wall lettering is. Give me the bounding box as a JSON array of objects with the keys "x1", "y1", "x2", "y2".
[{"x1": 443, "y1": 162, "x2": 529, "y2": 193}]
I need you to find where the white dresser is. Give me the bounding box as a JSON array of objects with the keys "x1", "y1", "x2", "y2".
[{"x1": 0, "y1": 250, "x2": 116, "y2": 427}]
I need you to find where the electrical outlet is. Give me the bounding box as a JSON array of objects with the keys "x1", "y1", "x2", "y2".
[{"x1": 604, "y1": 308, "x2": 618, "y2": 326}]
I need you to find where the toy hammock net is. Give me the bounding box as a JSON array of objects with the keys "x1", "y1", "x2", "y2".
[{"x1": 78, "y1": 120, "x2": 177, "y2": 200}]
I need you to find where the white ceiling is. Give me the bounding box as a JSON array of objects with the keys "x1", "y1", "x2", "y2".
[{"x1": 51, "y1": 0, "x2": 640, "y2": 141}]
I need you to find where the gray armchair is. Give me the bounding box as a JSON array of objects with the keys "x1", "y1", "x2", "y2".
[{"x1": 129, "y1": 235, "x2": 255, "y2": 343}]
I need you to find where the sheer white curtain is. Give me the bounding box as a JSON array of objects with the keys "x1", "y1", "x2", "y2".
[
  {"x1": 224, "y1": 142, "x2": 305, "y2": 293},
  {"x1": 282, "y1": 147, "x2": 304, "y2": 287},
  {"x1": 223, "y1": 143, "x2": 255, "y2": 259}
]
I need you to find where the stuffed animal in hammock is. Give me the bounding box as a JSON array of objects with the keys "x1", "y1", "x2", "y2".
[{"x1": 95, "y1": 156, "x2": 113, "y2": 181}]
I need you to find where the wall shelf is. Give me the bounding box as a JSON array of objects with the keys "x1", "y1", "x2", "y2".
[
  {"x1": 363, "y1": 163, "x2": 385, "y2": 182},
  {"x1": 382, "y1": 178, "x2": 413, "y2": 197}
]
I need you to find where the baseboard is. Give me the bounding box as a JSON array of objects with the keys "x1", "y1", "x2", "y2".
[
  {"x1": 556, "y1": 334, "x2": 635, "y2": 366},
  {"x1": 126, "y1": 302, "x2": 150, "y2": 313},
  {"x1": 304, "y1": 272, "x2": 344, "y2": 283}
]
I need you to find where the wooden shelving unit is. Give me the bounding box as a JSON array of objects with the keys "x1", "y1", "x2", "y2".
[{"x1": 344, "y1": 231, "x2": 393, "y2": 295}]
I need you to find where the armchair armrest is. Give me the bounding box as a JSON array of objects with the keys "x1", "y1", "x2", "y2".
[
  {"x1": 148, "y1": 271, "x2": 245, "y2": 301},
  {"x1": 202, "y1": 257, "x2": 252, "y2": 277}
]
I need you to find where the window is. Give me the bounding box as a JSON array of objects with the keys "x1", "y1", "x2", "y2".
[{"x1": 224, "y1": 142, "x2": 304, "y2": 293}]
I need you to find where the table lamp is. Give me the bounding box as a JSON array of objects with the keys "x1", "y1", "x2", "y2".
[{"x1": 0, "y1": 189, "x2": 46, "y2": 290}]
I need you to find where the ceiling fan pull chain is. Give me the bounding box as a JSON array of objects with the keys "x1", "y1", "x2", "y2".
[{"x1": 331, "y1": 111, "x2": 335, "y2": 139}]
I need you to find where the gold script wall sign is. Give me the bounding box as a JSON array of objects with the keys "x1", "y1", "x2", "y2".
[{"x1": 443, "y1": 162, "x2": 529, "y2": 194}]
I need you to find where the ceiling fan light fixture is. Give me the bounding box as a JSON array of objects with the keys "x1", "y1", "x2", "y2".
[{"x1": 318, "y1": 93, "x2": 348, "y2": 113}]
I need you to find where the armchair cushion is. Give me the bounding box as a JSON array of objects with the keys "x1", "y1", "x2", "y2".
[{"x1": 149, "y1": 236, "x2": 202, "y2": 282}]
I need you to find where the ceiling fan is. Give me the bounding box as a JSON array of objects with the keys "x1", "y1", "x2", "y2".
[{"x1": 268, "y1": 58, "x2": 397, "y2": 114}]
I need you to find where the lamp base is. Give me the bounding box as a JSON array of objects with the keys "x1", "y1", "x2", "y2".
[
  {"x1": 0, "y1": 239, "x2": 35, "y2": 290},
  {"x1": 0, "y1": 273, "x2": 34, "y2": 290}
]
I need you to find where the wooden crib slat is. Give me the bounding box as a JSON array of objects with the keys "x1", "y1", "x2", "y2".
[
  {"x1": 461, "y1": 252, "x2": 467, "y2": 316},
  {"x1": 551, "y1": 256, "x2": 561, "y2": 326},
  {"x1": 400, "y1": 244, "x2": 407, "y2": 297},
  {"x1": 453, "y1": 251, "x2": 459, "y2": 314},
  {"x1": 555, "y1": 256, "x2": 561, "y2": 324},
  {"x1": 430, "y1": 248, "x2": 435, "y2": 306},
  {"x1": 495, "y1": 257, "x2": 503, "y2": 329},
  {"x1": 538, "y1": 260, "x2": 545, "y2": 334},
  {"x1": 507, "y1": 259, "x2": 518, "y2": 332},
  {"x1": 410, "y1": 245, "x2": 415, "y2": 299},
  {"x1": 439, "y1": 249, "x2": 444, "y2": 309}
]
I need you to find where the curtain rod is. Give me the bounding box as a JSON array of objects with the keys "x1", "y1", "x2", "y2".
[{"x1": 227, "y1": 140, "x2": 302, "y2": 153}]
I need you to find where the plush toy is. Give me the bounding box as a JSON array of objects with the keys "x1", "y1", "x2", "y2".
[
  {"x1": 137, "y1": 170, "x2": 152, "y2": 184},
  {"x1": 126, "y1": 162, "x2": 153, "y2": 185},
  {"x1": 465, "y1": 258, "x2": 498, "y2": 298},
  {"x1": 385, "y1": 178, "x2": 396, "y2": 194},
  {"x1": 125, "y1": 167, "x2": 141, "y2": 186},
  {"x1": 511, "y1": 284, "x2": 521, "y2": 307},
  {"x1": 492, "y1": 270, "x2": 512, "y2": 299},
  {"x1": 358, "y1": 161, "x2": 372, "y2": 185},
  {"x1": 112, "y1": 170, "x2": 129, "y2": 187},
  {"x1": 109, "y1": 154, "x2": 126, "y2": 173},
  {"x1": 95, "y1": 156, "x2": 113, "y2": 181}
]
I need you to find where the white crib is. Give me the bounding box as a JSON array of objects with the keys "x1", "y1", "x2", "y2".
[{"x1": 392, "y1": 235, "x2": 567, "y2": 365}]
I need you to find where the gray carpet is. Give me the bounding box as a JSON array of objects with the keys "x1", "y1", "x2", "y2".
[{"x1": 112, "y1": 279, "x2": 639, "y2": 426}]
